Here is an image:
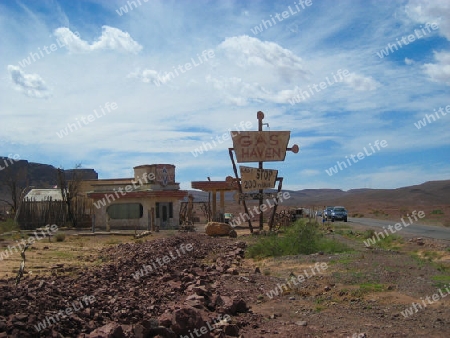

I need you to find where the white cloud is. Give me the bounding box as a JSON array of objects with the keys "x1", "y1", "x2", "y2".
[
  {"x1": 53, "y1": 26, "x2": 142, "y2": 54},
  {"x1": 407, "y1": 0, "x2": 450, "y2": 40},
  {"x1": 406, "y1": 1, "x2": 450, "y2": 85},
  {"x1": 422, "y1": 51, "x2": 450, "y2": 85},
  {"x1": 218, "y1": 35, "x2": 308, "y2": 82},
  {"x1": 1, "y1": 1, "x2": 448, "y2": 191},
  {"x1": 205, "y1": 75, "x2": 273, "y2": 105},
  {"x1": 405, "y1": 57, "x2": 414, "y2": 65},
  {"x1": 343, "y1": 73, "x2": 381, "y2": 91},
  {"x1": 53, "y1": 28, "x2": 89, "y2": 53},
  {"x1": 7, "y1": 65, "x2": 52, "y2": 98},
  {"x1": 205, "y1": 75, "x2": 314, "y2": 106},
  {"x1": 128, "y1": 68, "x2": 159, "y2": 83}
]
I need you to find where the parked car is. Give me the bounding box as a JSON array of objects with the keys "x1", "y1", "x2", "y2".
[
  {"x1": 331, "y1": 206, "x2": 348, "y2": 222},
  {"x1": 324, "y1": 206, "x2": 334, "y2": 220}
]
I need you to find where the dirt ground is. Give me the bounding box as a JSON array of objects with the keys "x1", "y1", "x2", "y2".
[{"x1": 1, "y1": 222, "x2": 449, "y2": 337}]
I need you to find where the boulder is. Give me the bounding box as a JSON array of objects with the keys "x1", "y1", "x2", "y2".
[
  {"x1": 205, "y1": 222, "x2": 232, "y2": 236},
  {"x1": 215, "y1": 296, "x2": 248, "y2": 315},
  {"x1": 171, "y1": 307, "x2": 205, "y2": 335}
]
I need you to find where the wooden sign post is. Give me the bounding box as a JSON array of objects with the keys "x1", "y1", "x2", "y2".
[{"x1": 229, "y1": 111, "x2": 299, "y2": 232}]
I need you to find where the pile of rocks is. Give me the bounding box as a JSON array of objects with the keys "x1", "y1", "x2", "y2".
[{"x1": 0, "y1": 234, "x2": 252, "y2": 337}]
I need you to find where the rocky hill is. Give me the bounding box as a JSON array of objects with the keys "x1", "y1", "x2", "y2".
[
  {"x1": 0, "y1": 157, "x2": 98, "y2": 207},
  {"x1": 282, "y1": 179, "x2": 450, "y2": 206},
  {"x1": 197, "y1": 179, "x2": 450, "y2": 207}
]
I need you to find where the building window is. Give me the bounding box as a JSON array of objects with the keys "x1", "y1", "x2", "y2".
[{"x1": 107, "y1": 203, "x2": 143, "y2": 219}]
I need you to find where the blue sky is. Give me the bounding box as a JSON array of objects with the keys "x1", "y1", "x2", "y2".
[{"x1": 1, "y1": 0, "x2": 449, "y2": 191}]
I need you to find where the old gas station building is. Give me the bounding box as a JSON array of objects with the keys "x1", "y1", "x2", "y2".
[{"x1": 86, "y1": 164, "x2": 187, "y2": 230}]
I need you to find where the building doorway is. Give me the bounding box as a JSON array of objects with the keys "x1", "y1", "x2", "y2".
[{"x1": 156, "y1": 202, "x2": 173, "y2": 229}]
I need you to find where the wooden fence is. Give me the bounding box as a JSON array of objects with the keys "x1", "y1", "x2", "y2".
[{"x1": 16, "y1": 197, "x2": 93, "y2": 230}]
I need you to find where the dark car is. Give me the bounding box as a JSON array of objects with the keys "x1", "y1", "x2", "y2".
[
  {"x1": 324, "y1": 206, "x2": 334, "y2": 220},
  {"x1": 331, "y1": 206, "x2": 348, "y2": 222}
]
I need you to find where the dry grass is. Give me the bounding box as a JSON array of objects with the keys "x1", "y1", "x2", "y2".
[{"x1": 0, "y1": 231, "x2": 169, "y2": 279}]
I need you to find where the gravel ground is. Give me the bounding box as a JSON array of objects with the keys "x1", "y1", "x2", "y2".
[{"x1": 1, "y1": 232, "x2": 449, "y2": 337}]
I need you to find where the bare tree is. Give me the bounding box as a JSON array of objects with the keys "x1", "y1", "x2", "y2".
[
  {"x1": 0, "y1": 163, "x2": 28, "y2": 215},
  {"x1": 57, "y1": 163, "x2": 83, "y2": 227}
]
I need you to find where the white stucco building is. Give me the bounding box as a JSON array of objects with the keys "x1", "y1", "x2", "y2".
[{"x1": 86, "y1": 164, "x2": 187, "y2": 230}]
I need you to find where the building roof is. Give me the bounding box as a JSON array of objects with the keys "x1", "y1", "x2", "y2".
[
  {"x1": 133, "y1": 164, "x2": 174, "y2": 169},
  {"x1": 87, "y1": 190, "x2": 188, "y2": 200},
  {"x1": 191, "y1": 176, "x2": 238, "y2": 192},
  {"x1": 24, "y1": 189, "x2": 63, "y2": 201}
]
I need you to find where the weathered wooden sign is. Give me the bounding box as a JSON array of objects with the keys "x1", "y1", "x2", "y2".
[
  {"x1": 231, "y1": 131, "x2": 291, "y2": 163},
  {"x1": 240, "y1": 166, "x2": 278, "y2": 191}
]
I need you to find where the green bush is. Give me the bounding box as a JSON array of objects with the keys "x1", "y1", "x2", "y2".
[
  {"x1": 283, "y1": 220, "x2": 319, "y2": 255},
  {"x1": 247, "y1": 220, "x2": 351, "y2": 259},
  {"x1": 316, "y1": 238, "x2": 351, "y2": 253}
]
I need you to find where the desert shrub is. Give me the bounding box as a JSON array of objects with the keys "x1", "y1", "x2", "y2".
[
  {"x1": 247, "y1": 235, "x2": 283, "y2": 258},
  {"x1": 363, "y1": 229, "x2": 376, "y2": 239},
  {"x1": 317, "y1": 238, "x2": 351, "y2": 253},
  {"x1": 422, "y1": 250, "x2": 443, "y2": 261},
  {"x1": 55, "y1": 233, "x2": 66, "y2": 242},
  {"x1": 247, "y1": 220, "x2": 351, "y2": 259},
  {"x1": 373, "y1": 234, "x2": 403, "y2": 249},
  {"x1": 285, "y1": 220, "x2": 320, "y2": 255},
  {"x1": 350, "y1": 283, "x2": 388, "y2": 297}
]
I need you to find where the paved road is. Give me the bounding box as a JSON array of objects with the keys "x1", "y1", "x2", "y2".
[{"x1": 348, "y1": 217, "x2": 450, "y2": 241}]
